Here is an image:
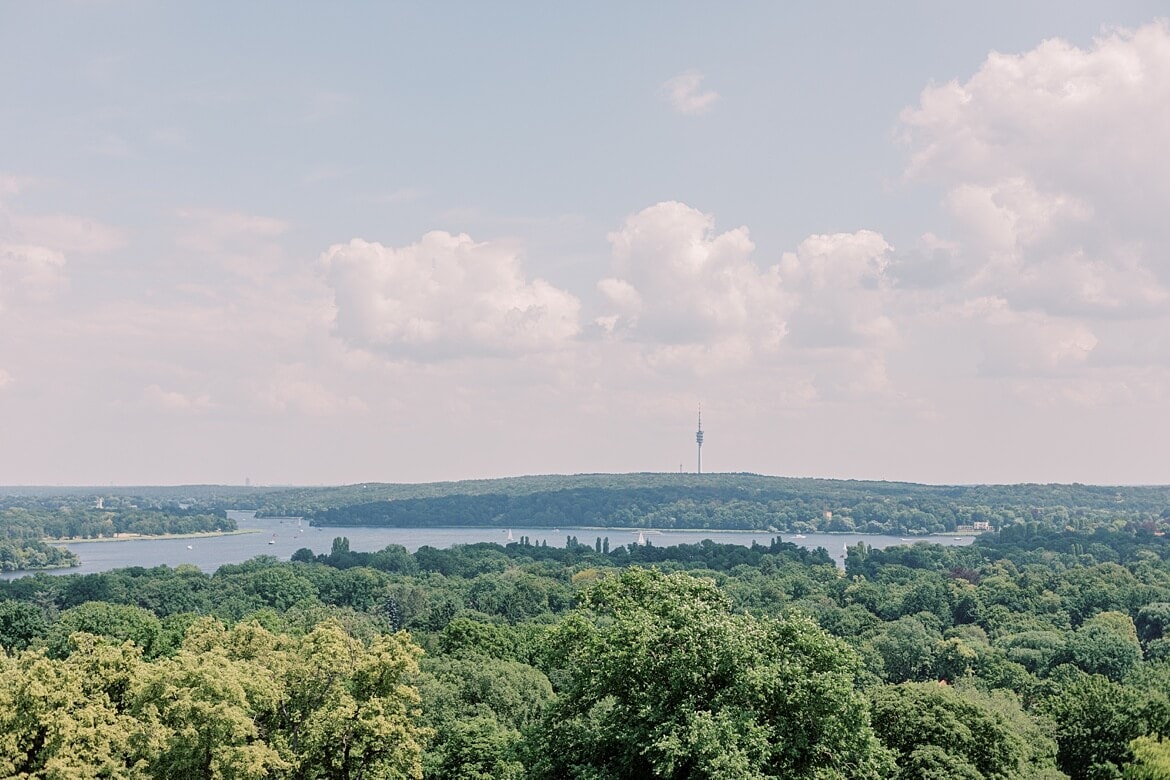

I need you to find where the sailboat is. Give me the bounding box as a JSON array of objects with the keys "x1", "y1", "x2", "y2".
[{"x1": 506, "y1": 529, "x2": 514, "y2": 542}]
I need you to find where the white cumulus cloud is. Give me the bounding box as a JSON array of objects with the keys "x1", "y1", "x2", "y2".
[
  {"x1": 901, "y1": 20, "x2": 1170, "y2": 317},
  {"x1": 779, "y1": 230, "x2": 896, "y2": 350},
  {"x1": 895, "y1": 19, "x2": 1170, "y2": 398},
  {"x1": 597, "y1": 202, "x2": 902, "y2": 398},
  {"x1": 599, "y1": 201, "x2": 787, "y2": 353},
  {"x1": 322, "y1": 231, "x2": 581, "y2": 359},
  {"x1": 661, "y1": 70, "x2": 719, "y2": 115}
]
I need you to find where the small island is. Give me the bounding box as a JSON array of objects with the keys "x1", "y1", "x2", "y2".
[{"x1": 0, "y1": 537, "x2": 79, "y2": 571}]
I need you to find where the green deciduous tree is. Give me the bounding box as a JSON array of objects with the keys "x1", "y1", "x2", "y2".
[
  {"x1": 418, "y1": 654, "x2": 551, "y2": 780},
  {"x1": 1045, "y1": 675, "x2": 1151, "y2": 780},
  {"x1": 0, "y1": 633, "x2": 148, "y2": 779},
  {"x1": 0, "y1": 599, "x2": 48, "y2": 652},
  {"x1": 870, "y1": 682, "x2": 1062, "y2": 779},
  {"x1": 130, "y1": 620, "x2": 290, "y2": 779},
  {"x1": 46, "y1": 601, "x2": 163, "y2": 658},
  {"x1": 1135, "y1": 603, "x2": 1170, "y2": 646},
  {"x1": 1124, "y1": 736, "x2": 1170, "y2": 779},
  {"x1": 274, "y1": 620, "x2": 429, "y2": 780},
  {"x1": 1065, "y1": 612, "x2": 1143, "y2": 682},
  {"x1": 870, "y1": 615, "x2": 939, "y2": 682},
  {"x1": 0, "y1": 615, "x2": 429, "y2": 780},
  {"x1": 526, "y1": 568, "x2": 895, "y2": 779}
]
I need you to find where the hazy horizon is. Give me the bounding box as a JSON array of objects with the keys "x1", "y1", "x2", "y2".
[
  {"x1": 4, "y1": 3, "x2": 1170, "y2": 486},
  {"x1": 4, "y1": 470, "x2": 1169, "y2": 491}
]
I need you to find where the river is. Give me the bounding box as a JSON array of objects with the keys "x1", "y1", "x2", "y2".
[{"x1": 3, "y1": 510, "x2": 977, "y2": 578}]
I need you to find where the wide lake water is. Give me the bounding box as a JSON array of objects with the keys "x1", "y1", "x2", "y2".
[{"x1": 5, "y1": 510, "x2": 977, "y2": 579}]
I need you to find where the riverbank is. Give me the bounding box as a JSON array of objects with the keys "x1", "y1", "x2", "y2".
[{"x1": 45, "y1": 528, "x2": 260, "y2": 544}]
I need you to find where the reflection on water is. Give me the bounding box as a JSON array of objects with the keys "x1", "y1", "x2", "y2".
[{"x1": 3, "y1": 510, "x2": 977, "y2": 578}]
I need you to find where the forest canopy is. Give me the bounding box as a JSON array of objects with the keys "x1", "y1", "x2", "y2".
[
  {"x1": 1, "y1": 516, "x2": 1170, "y2": 777},
  {"x1": 3, "y1": 479, "x2": 1170, "y2": 777}
]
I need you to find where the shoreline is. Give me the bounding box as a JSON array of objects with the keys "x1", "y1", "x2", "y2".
[
  {"x1": 308, "y1": 525, "x2": 976, "y2": 537},
  {"x1": 45, "y1": 528, "x2": 261, "y2": 545}
]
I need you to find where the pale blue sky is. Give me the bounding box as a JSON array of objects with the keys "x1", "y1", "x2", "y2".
[{"x1": 2, "y1": 3, "x2": 1169, "y2": 485}]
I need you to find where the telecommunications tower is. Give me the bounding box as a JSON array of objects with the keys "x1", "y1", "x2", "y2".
[{"x1": 695, "y1": 404, "x2": 704, "y2": 474}]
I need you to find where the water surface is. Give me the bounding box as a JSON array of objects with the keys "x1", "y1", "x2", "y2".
[{"x1": 4, "y1": 510, "x2": 976, "y2": 578}]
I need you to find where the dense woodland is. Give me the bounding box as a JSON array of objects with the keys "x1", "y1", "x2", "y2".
[{"x1": 2, "y1": 513, "x2": 1170, "y2": 778}]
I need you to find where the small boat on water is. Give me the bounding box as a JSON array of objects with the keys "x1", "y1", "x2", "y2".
[{"x1": 186, "y1": 544, "x2": 193, "y2": 550}]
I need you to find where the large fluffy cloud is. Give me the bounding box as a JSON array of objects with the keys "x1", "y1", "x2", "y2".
[
  {"x1": 322, "y1": 231, "x2": 581, "y2": 359},
  {"x1": 597, "y1": 201, "x2": 899, "y2": 397},
  {"x1": 779, "y1": 231, "x2": 895, "y2": 349},
  {"x1": 898, "y1": 20, "x2": 1170, "y2": 395},
  {"x1": 598, "y1": 201, "x2": 787, "y2": 352},
  {"x1": 903, "y1": 21, "x2": 1170, "y2": 192},
  {"x1": 901, "y1": 21, "x2": 1170, "y2": 318}
]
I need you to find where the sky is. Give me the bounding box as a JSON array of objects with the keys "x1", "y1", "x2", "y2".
[{"x1": 3, "y1": 2, "x2": 1170, "y2": 486}]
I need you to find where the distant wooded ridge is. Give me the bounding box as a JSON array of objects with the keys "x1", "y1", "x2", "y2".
[
  {"x1": 249, "y1": 474, "x2": 1170, "y2": 535},
  {"x1": 4, "y1": 474, "x2": 1168, "y2": 536}
]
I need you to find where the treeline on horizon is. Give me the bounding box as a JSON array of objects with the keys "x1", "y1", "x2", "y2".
[{"x1": 2, "y1": 524, "x2": 1170, "y2": 777}]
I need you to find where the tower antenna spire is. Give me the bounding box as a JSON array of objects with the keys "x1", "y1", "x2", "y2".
[{"x1": 695, "y1": 403, "x2": 704, "y2": 474}]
